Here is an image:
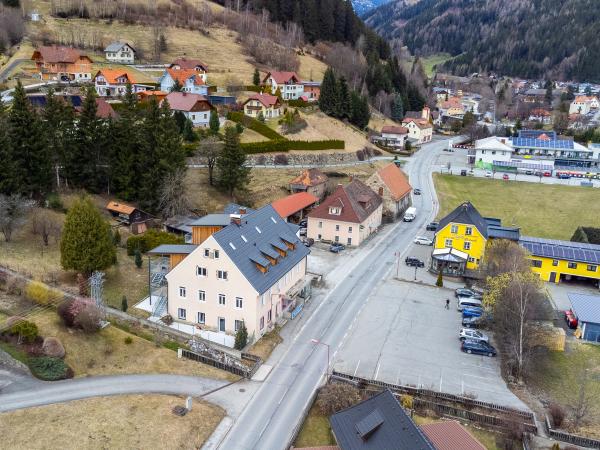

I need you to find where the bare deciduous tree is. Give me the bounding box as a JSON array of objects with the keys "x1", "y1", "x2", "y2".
[
  {"x1": 158, "y1": 168, "x2": 190, "y2": 220},
  {"x1": 31, "y1": 208, "x2": 62, "y2": 246},
  {"x1": 482, "y1": 239, "x2": 531, "y2": 278},
  {"x1": 0, "y1": 194, "x2": 34, "y2": 242},
  {"x1": 568, "y1": 347, "x2": 600, "y2": 428},
  {"x1": 197, "y1": 136, "x2": 223, "y2": 187}
]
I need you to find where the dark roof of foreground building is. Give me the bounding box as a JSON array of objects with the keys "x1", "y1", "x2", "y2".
[
  {"x1": 212, "y1": 204, "x2": 310, "y2": 294},
  {"x1": 438, "y1": 201, "x2": 489, "y2": 239},
  {"x1": 329, "y1": 389, "x2": 435, "y2": 450}
]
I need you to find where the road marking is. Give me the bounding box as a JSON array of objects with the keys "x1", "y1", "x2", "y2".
[
  {"x1": 353, "y1": 360, "x2": 361, "y2": 377},
  {"x1": 374, "y1": 361, "x2": 381, "y2": 380}
]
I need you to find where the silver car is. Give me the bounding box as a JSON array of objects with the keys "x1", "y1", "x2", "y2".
[{"x1": 459, "y1": 328, "x2": 489, "y2": 343}]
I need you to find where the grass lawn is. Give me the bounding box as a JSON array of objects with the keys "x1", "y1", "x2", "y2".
[
  {"x1": 1, "y1": 394, "x2": 225, "y2": 450},
  {"x1": 434, "y1": 174, "x2": 600, "y2": 240},
  {"x1": 247, "y1": 327, "x2": 282, "y2": 362},
  {"x1": 293, "y1": 404, "x2": 336, "y2": 448},
  {"x1": 28, "y1": 309, "x2": 237, "y2": 380},
  {"x1": 420, "y1": 53, "x2": 453, "y2": 77}
]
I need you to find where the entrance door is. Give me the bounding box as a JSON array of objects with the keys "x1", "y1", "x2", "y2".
[
  {"x1": 218, "y1": 317, "x2": 225, "y2": 332},
  {"x1": 549, "y1": 272, "x2": 557, "y2": 283}
]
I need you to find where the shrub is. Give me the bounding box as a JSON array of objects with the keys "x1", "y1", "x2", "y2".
[
  {"x1": 112, "y1": 229, "x2": 121, "y2": 246},
  {"x1": 28, "y1": 356, "x2": 72, "y2": 380},
  {"x1": 240, "y1": 139, "x2": 345, "y2": 154},
  {"x1": 74, "y1": 304, "x2": 102, "y2": 333},
  {"x1": 161, "y1": 315, "x2": 173, "y2": 325},
  {"x1": 315, "y1": 383, "x2": 362, "y2": 416},
  {"x1": 42, "y1": 337, "x2": 66, "y2": 358},
  {"x1": 400, "y1": 394, "x2": 413, "y2": 409},
  {"x1": 273, "y1": 154, "x2": 289, "y2": 165},
  {"x1": 549, "y1": 403, "x2": 565, "y2": 427},
  {"x1": 287, "y1": 99, "x2": 310, "y2": 108},
  {"x1": 234, "y1": 322, "x2": 248, "y2": 350},
  {"x1": 227, "y1": 111, "x2": 284, "y2": 140},
  {"x1": 121, "y1": 295, "x2": 128, "y2": 312},
  {"x1": 124, "y1": 336, "x2": 133, "y2": 345},
  {"x1": 134, "y1": 248, "x2": 143, "y2": 268},
  {"x1": 9, "y1": 320, "x2": 39, "y2": 343},
  {"x1": 46, "y1": 193, "x2": 64, "y2": 211},
  {"x1": 58, "y1": 298, "x2": 92, "y2": 327},
  {"x1": 126, "y1": 229, "x2": 184, "y2": 255},
  {"x1": 4, "y1": 315, "x2": 26, "y2": 329},
  {"x1": 163, "y1": 341, "x2": 179, "y2": 352},
  {"x1": 436, "y1": 270, "x2": 443, "y2": 287},
  {"x1": 25, "y1": 281, "x2": 61, "y2": 306}
]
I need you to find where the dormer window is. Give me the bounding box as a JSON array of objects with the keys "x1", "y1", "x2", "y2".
[{"x1": 329, "y1": 207, "x2": 341, "y2": 215}]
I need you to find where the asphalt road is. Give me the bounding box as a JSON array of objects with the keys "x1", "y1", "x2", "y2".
[
  {"x1": 0, "y1": 58, "x2": 26, "y2": 83},
  {"x1": 0, "y1": 374, "x2": 228, "y2": 412},
  {"x1": 215, "y1": 139, "x2": 447, "y2": 450}
]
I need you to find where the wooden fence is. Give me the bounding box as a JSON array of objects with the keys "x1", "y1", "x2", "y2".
[{"x1": 545, "y1": 415, "x2": 600, "y2": 449}]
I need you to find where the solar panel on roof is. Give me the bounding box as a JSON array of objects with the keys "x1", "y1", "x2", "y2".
[{"x1": 355, "y1": 409, "x2": 384, "y2": 439}]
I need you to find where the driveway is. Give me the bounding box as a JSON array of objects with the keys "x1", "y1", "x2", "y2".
[
  {"x1": 0, "y1": 374, "x2": 229, "y2": 413},
  {"x1": 333, "y1": 278, "x2": 528, "y2": 409}
]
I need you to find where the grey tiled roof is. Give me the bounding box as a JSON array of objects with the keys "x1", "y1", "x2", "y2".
[
  {"x1": 148, "y1": 244, "x2": 197, "y2": 255},
  {"x1": 223, "y1": 203, "x2": 254, "y2": 214},
  {"x1": 212, "y1": 205, "x2": 309, "y2": 294},
  {"x1": 568, "y1": 293, "x2": 600, "y2": 324},
  {"x1": 438, "y1": 201, "x2": 489, "y2": 239}
]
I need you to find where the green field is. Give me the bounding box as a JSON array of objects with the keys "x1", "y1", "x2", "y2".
[
  {"x1": 434, "y1": 174, "x2": 600, "y2": 240},
  {"x1": 421, "y1": 53, "x2": 453, "y2": 77}
]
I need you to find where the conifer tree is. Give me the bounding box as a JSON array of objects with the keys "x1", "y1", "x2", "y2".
[
  {"x1": 209, "y1": 109, "x2": 220, "y2": 135},
  {"x1": 319, "y1": 67, "x2": 337, "y2": 115},
  {"x1": 234, "y1": 322, "x2": 248, "y2": 350},
  {"x1": 0, "y1": 95, "x2": 18, "y2": 195},
  {"x1": 336, "y1": 76, "x2": 350, "y2": 119},
  {"x1": 217, "y1": 126, "x2": 251, "y2": 198},
  {"x1": 60, "y1": 197, "x2": 116, "y2": 275},
  {"x1": 253, "y1": 68, "x2": 260, "y2": 86},
  {"x1": 391, "y1": 94, "x2": 404, "y2": 121},
  {"x1": 183, "y1": 119, "x2": 196, "y2": 142}
]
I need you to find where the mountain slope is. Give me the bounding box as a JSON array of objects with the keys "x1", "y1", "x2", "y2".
[
  {"x1": 352, "y1": 0, "x2": 391, "y2": 17},
  {"x1": 365, "y1": 0, "x2": 600, "y2": 82}
]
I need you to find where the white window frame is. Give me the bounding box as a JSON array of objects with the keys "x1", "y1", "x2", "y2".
[
  {"x1": 197, "y1": 312, "x2": 205, "y2": 324},
  {"x1": 235, "y1": 297, "x2": 243, "y2": 309},
  {"x1": 217, "y1": 270, "x2": 228, "y2": 280},
  {"x1": 235, "y1": 320, "x2": 244, "y2": 332},
  {"x1": 444, "y1": 239, "x2": 453, "y2": 247},
  {"x1": 198, "y1": 290, "x2": 206, "y2": 302},
  {"x1": 464, "y1": 241, "x2": 471, "y2": 250},
  {"x1": 196, "y1": 266, "x2": 207, "y2": 277},
  {"x1": 179, "y1": 286, "x2": 186, "y2": 298},
  {"x1": 178, "y1": 308, "x2": 186, "y2": 320},
  {"x1": 218, "y1": 294, "x2": 226, "y2": 306},
  {"x1": 451, "y1": 224, "x2": 458, "y2": 233},
  {"x1": 465, "y1": 226, "x2": 473, "y2": 236}
]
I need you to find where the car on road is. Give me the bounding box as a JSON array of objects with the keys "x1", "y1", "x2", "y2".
[
  {"x1": 426, "y1": 222, "x2": 439, "y2": 231},
  {"x1": 455, "y1": 288, "x2": 483, "y2": 299},
  {"x1": 502, "y1": 174, "x2": 509, "y2": 180},
  {"x1": 457, "y1": 298, "x2": 483, "y2": 311},
  {"x1": 565, "y1": 309, "x2": 578, "y2": 329},
  {"x1": 299, "y1": 227, "x2": 307, "y2": 236},
  {"x1": 558, "y1": 173, "x2": 570, "y2": 179},
  {"x1": 302, "y1": 237, "x2": 314, "y2": 247},
  {"x1": 405, "y1": 257, "x2": 425, "y2": 267},
  {"x1": 485, "y1": 171, "x2": 493, "y2": 177},
  {"x1": 462, "y1": 306, "x2": 484, "y2": 318},
  {"x1": 461, "y1": 339, "x2": 497, "y2": 357},
  {"x1": 462, "y1": 316, "x2": 484, "y2": 328},
  {"x1": 444, "y1": 147, "x2": 455, "y2": 152},
  {"x1": 329, "y1": 243, "x2": 345, "y2": 253},
  {"x1": 413, "y1": 188, "x2": 422, "y2": 195},
  {"x1": 414, "y1": 236, "x2": 433, "y2": 245},
  {"x1": 298, "y1": 219, "x2": 307, "y2": 228},
  {"x1": 459, "y1": 328, "x2": 489, "y2": 343}
]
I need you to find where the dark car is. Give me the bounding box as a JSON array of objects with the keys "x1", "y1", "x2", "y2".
[
  {"x1": 455, "y1": 288, "x2": 483, "y2": 300},
  {"x1": 462, "y1": 306, "x2": 484, "y2": 318},
  {"x1": 426, "y1": 222, "x2": 439, "y2": 231},
  {"x1": 462, "y1": 316, "x2": 484, "y2": 328},
  {"x1": 405, "y1": 257, "x2": 425, "y2": 268},
  {"x1": 329, "y1": 243, "x2": 346, "y2": 253},
  {"x1": 298, "y1": 219, "x2": 308, "y2": 228},
  {"x1": 460, "y1": 169, "x2": 467, "y2": 176},
  {"x1": 413, "y1": 188, "x2": 422, "y2": 195},
  {"x1": 302, "y1": 237, "x2": 314, "y2": 247},
  {"x1": 461, "y1": 339, "x2": 497, "y2": 357},
  {"x1": 558, "y1": 173, "x2": 570, "y2": 179}
]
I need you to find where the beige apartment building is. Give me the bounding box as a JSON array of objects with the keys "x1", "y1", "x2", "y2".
[{"x1": 307, "y1": 179, "x2": 383, "y2": 246}]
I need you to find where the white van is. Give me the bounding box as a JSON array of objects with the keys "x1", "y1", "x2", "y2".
[
  {"x1": 457, "y1": 297, "x2": 482, "y2": 311},
  {"x1": 403, "y1": 207, "x2": 417, "y2": 222}
]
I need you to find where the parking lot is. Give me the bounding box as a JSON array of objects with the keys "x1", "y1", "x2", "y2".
[{"x1": 333, "y1": 277, "x2": 528, "y2": 409}]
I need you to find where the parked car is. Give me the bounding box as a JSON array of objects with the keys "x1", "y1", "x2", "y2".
[
  {"x1": 457, "y1": 298, "x2": 483, "y2": 311},
  {"x1": 565, "y1": 309, "x2": 578, "y2": 329},
  {"x1": 459, "y1": 328, "x2": 489, "y2": 343},
  {"x1": 405, "y1": 257, "x2": 425, "y2": 267},
  {"x1": 299, "y1": 227, "x2": 307, "y2": 236},
  {"x1": 302, "y1": 237, "x2": 314, "y2": 247},
  {"x1": 455, "y1": 288, "x2": 483, "y2": 299},
  {"x1": 414, "y1": 236, "x2": 433, "y2": 245},
  {"x1": 543, "y1": 171, "x2": 552, "y2": 177},
  {"x1": 462, "y1": 306, "x2": 483, "y2": 318},
  {"x1": 329, "y1": 243, "x2": 345, "y2": 253},
  {"x1": 413, "y1": 188, "x2": 422, "y2": 195},
  {"x1": 426, "y1": 222, "x2": 439, "y2": 231},
  {"x1": 462, "y1": 316, "x2": 484, "y2": 328},
  {"x1": 460, "y1": 169, "x2": 467, "y2": 176},
  {"x1": 502, "y1": 174, "x2": 509, "y2": 180},
  {"x1": 461, "y1": 339, "x2": 497, "y2": 357},
  {"x1": 558, "y1": 173, "x2": 570, "y2": 179},
  {"x1": 485, "y1": 171, "x2": 493, "y2": 178},
  {"x1": 298, "y1": 219, "x2": 307, "y2": 228},
  {"x1": 468, "y1": 170, "x2": 475, "y2": 176}
]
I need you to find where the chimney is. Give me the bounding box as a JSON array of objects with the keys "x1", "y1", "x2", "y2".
[
  {"x1": 230, "y1": 214, "x2": 241, "y2": 226},
  {"x1": 239, "y1": 207, "x2": 247, "y2": 215},
  {"x1": 378, "y1": 187, "x2": 384, "y2": 196}
]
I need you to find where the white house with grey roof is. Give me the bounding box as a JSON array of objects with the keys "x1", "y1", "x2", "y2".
[
  {"x1": 104, "y1": 42, "x2": 136, "y2": 64},
  {"x1": 162, "y1": 205, "x2": 310, "y2": 342}
]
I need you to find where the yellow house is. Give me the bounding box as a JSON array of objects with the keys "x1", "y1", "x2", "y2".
[{"x1": 520, "y1": 236, "x2": 600, "y2": 284}]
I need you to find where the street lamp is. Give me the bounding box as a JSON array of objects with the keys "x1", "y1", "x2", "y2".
[{"x1": 310, "y1": 339, "x2": 330, "y2": 375}]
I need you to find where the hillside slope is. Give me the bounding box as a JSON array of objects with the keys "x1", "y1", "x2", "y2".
[{"x1": 365, "y1": 0, "x2": 600, "y2": 82}]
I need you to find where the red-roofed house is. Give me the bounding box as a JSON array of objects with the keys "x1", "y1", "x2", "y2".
[
  {"x1": 31, "y1": 45, "x2": 93, "y2": 81},
  {"x1": 528, "y1": 108, "x2": 552, "y2": 124},
  {"x1": 289, "y1": 168, "x2": 329, "y2": 200},
  {"x1": 138, "y1": 90, "x2": 168, "y2": 103},
  {"x1": 162, "y1": 92, "x2": 213, "y2": 127},
  {"x1": 272, "y1": 192, "x2": 318, "y2": 223},
  {"x1": 243, "y1": 93, "x2": 282, "y2": 119},
  {"x1": 365, "y1": 163, "x2": 412, "y2": 219},
  {"x1": 93, "y1": 68, "x2": 152, "y2": 97},
  {"x1": 419, "y1": 420, "x2": 486, "y2": 450},
  {"x1": 307, "y1": 179, "x2": 382, "y2": 246},
  {"x1": 402, "y1": 117, "x2": 433, "y2": 144},
  {"x1": 380, "y1": 125, "x2": 408, "y2": 149},
  {"x1": 159, "y1": 68, "x2": 208, "y2": 95},
  {"x1": 263, "y1": 71, "x2": 304, "y2": 100},
  {"x1": 170, "y1": 58, "x2": 208, "y2": 76}
]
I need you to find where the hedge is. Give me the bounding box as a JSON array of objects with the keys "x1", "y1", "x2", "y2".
[
  {"x1": 227, "y1": 111, "x2": 284, "y2": 140},
  {"x1": 240, "y1": 139, "x2": 345, "y2": 154},
  {"x1": 126, "y1": 229, "x2": 184, "y2": 255},
  {"x1": 286, "y1": 99, "x2": 310, "y2": 108}
]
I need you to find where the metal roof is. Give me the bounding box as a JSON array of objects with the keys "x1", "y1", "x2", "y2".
[
  {"x1": 330, "y1": 389, "x2": 435, "y2": 450},
  {"x1": 104, "y1": 41, "x2": 133, "y2": 52},
  {"x1": 223, "y1": 203, "x2": 253, "y2": 214},
  {"x1": 520, "y1": 236, "x2": 600, "y2": 264},
  {"x1": 190, "y1": 214, "x2": 232, "y2": 227},
  {"x1": 488, "y1": 225, "x2": 520, "y2": 241},
  {"x1": 148, "y1": 244, "x2": 197, "y2": 255},
  {"x1": 212, "y1": 205, "x2": 310, "y2": 295},
  {"x1": 568, "y1": 293, "x2": 600, "y2": 324}
]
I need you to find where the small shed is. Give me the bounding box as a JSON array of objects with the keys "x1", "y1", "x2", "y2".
[
  {"x1": 568, "y1": 293, "x2": 600, "y2": 342},
  {"x1": 105, "y1": 201, "x2": 153, "y2": 228},
  {"x1": 271, "y1": 192, "x2": 318, "y2": 223}
]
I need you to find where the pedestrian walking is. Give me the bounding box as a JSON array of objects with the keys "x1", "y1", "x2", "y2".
[{"x1": 445, "y1": 298, "x2": 450, "y2": 309}]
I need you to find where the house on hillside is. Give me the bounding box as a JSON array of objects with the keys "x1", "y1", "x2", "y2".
[
  {"x1": 569, "y1": 96, "x2": 599, "y2": 115},
  {"x1": 376, "y1": 125, "x2": 408, "y2": 149},
  {"x1": 402, "y1": 117, "x2": 433, "y2": 144},
  {"x1": 104, "y1": 42, "x2": 136, "y2": 64},
  {"x1": 301, "y1": 81, "x2": 321, "y2": 101},
  {"x1": 31, "y1": 45, "x2": 93, "y2": 81},
  {"x1": 159, "y1": 69, "x2": 208, "y2": 96},
  {"x1": 154, "y1": 205, "x2": 311, "y2": 343},
  {"x1": 528, "y1": 108, "x2": 552, "y2": 125},
  {"x1": 329, "y1": 389, "x2": 435, "y2": 450},
  {"x1": 93, "y1": 69, "x2": 152, "y2": 97},
  {"x1": 75, "y1": 98, "x2": 118, "y2": 119},
  {"x1": 271, "y1": 192, "x2": 318, "y2": 223},
  {"x1": 169, "y1": 58, "x2": 208, "y2": 80},
  {"x1": 440, "y1": 97, "x2": 465, "y2": 117},
  {"x1": 137, "y1": 90, "x2": 168, "y2": 103},
  {"x1": 263, "y1": 71, "x2": 304, "y2": 100},
  {"x1": 365, "y1": 163, "x2": 412, "y2": 219},
  {"x1": 105, "y1": 201, "x2": 153, "y2": 230},
  {"x1": 289, "y1": 168, "x2": 328, "y2": 200},
  {"x1": 243, "y1": 93, "x2": 282, "y2": 119},
  {"x1": 307, "y1": 179, "x2": 382, "y2": 246},
  {"x1": 161, "y1": 92, "x2": 212, "y2": 127}
]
